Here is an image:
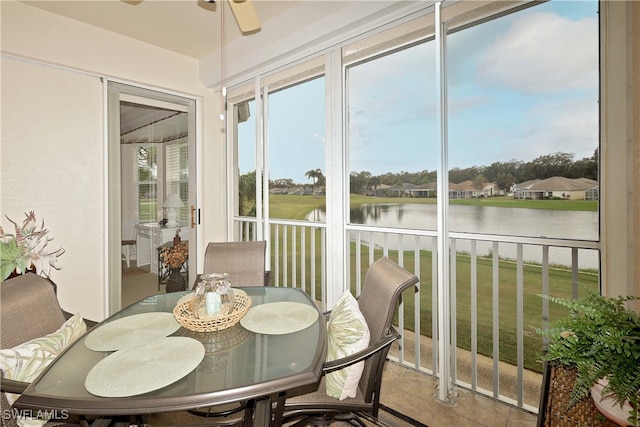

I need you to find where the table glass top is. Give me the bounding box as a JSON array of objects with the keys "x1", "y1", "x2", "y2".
[{"x1": 16, "y1": 287, "x2": 326, "y2": 415}]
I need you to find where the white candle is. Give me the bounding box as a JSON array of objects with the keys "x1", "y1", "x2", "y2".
[{"x1": 205, "y1": 292, "x2": 221, "y2": 316}]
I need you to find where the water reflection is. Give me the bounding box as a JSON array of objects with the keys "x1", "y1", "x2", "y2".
[
  {"x1": 308, "y1": 203, "x2": 599, "y2": 268},
  {"x1": 312, "y1": 203, "x2": 597, "y2": 240},
  {"x1": 349, "y1": 204, "x2": 401, "y2": 224}
]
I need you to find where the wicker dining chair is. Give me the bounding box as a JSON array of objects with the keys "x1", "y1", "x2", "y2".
[
  {"x1": 1, "y1": 273, "x2": 97, "y2": 427},
  {"x1": 202, "y1": 240, "x2": 270, "y2": 287},
  {"x1": 273, "y1": 256, "x2": 419, "y2": 427},
  {"x1": 173, "y1": 240, "x2": 269, "y2": 424}
]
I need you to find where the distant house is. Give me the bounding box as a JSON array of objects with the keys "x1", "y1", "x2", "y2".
[
  {"x1": 270, "y1": 187, "x2": 290, "y2": 195},
  {"x1": 407, "y1": 181, "x2": 501, "y2": 198},
  {"x1": 408, "y1": 182, "x2": 437, "y2": 198},
  {"x1": 585, "y1": 186, "x2": 599, "y2": 200},
  {"x1": 394, "y1": 183, "x2": 417, "y2": 196},
  {"x1": 290, "y1": 186, "x2": 313, "y2": 196},
  {"x1": 511, "y1": 179, "x2": 540, "y2": 198},
  {"x1": 370, "y1": 183, "x2": 392, "y2": 197},
  {"x1": 270, "y1": 186, "x2": 314, "y2": 195},
  {"x1": 370, "y1": 183, "x2": 415, "y2": 197},
  {"x1": 479, "y1": 182, "x2": 502, "y2": 197},
  {"x1": 449, "y1": 181, "x2": 476, "y2": 199},
  {"x1": 512, "y1": 177, "x2": 598, "y2": 200}
]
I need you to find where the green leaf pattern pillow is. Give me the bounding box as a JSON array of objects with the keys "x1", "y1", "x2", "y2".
[
  {"x1": 1, "y1": 313, "x2": 86, "y2": 408},
  {"x1": 325, "y1": 290, "x2": 370, "y2": 400}
]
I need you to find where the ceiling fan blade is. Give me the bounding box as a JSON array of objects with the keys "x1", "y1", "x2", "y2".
[{"x1": 228, "y1": 0, "x2": 261, "y2": 34}]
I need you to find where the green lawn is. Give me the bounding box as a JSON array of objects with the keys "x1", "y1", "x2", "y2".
[
  {"x1": 267, "y1": 194, "x2": 597, "y2": 218},
  {"x1": 266, "y1": 193, "x2": 598, "y2": 373},
  {"x1": 350, "y1": 194, "x2": 598, "y2": 211}
]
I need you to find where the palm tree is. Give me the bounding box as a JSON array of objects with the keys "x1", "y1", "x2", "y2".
[{"x1": 305, "y1": 168, "x2": 324, "y2": 195}]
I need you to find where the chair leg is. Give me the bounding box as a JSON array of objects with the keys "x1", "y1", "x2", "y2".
[
  {"x1": 272, "y1": 392, "x2": 286, "y2": 427},
  {"x1": 334, "y1": 413, "x2": 367, "y2": 427},
  {"x1": 188, "y1": 402, "x2": 247, "y2": 418},
  {"x1": 288, "y1": 417, "x2": 331, "y2": 427},
  {"x1": 122, "y1": 246, "x2": 130, "y2": 268}
]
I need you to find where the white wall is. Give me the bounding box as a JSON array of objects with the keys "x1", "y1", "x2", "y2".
[
  {"x1": 1, "y1": 58, "x2": 105, "y2": 318},
  {"x1": 1, "y1": 1, "x2": 226, "y2": 320}
]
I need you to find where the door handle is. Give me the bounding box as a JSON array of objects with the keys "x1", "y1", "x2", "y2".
[{"x1": 191, "y1": 205, "x2": 196, "y2": 228}]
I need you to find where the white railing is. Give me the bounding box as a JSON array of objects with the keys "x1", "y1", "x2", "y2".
[{"x1": 233, "y1": 216, "x2": 599, "y2": 413}]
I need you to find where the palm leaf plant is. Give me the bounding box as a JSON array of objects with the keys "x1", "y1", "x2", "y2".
[{"x1": 536, "y1": 289, "x2": 640, "y2": 426}]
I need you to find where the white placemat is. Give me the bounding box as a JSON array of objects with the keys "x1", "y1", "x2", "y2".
[
  {"x1": 84, "y1": 312, "x2": 180, "y2": 352},
  {"x1": 240, "y1": 301, "x2": 319, "y2": 335},
  {"x1": 85, "y1": 337, "x2": 205, "y2": 397}
]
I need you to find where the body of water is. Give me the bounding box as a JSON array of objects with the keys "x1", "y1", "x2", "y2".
[{"x1": 308, "y1": 203, "x2": 599, "y2": 269}]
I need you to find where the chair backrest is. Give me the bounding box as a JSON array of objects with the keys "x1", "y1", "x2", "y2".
[
  {"x1": 122, "y1": 217, "x2": 137, "y2": 241},
  {"x1": 356, "y1": 256, "x2": 419, "y2": 402},
  {"x1": 0, "y1": 273, "x2": 67, "y2": 349},
  {"x1": 202, "y1": 240, "x2": 267, "y2": 287}
]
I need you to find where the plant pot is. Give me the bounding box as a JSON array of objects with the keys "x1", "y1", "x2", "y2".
[
  {"x1": 540, "y1": 364, "x2": 620, "y2": 427},
  {"x1": 166, "y1": 268, "x2": 186, "y2": 293},
  {"x1": 591, "y1": 378, "x2": 634, "y2": 426}
]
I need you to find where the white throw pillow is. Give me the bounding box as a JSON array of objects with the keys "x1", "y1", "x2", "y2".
[
  {"x1": 0, "y1": 313, "x2": 86, "y2": 426},
  {"x1": 325, "y1": 290, "x2": 370, "y2": 400}
]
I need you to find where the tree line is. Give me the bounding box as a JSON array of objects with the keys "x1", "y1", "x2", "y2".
[
  {"x1": 239, "y1": 150, "x2": 598, "y2": 213},
  {"x1": 350, "y1": 150, "x2": 598, "y2": 194}
]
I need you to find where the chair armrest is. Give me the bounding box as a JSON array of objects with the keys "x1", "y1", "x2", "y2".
[
  {"x1": 0, "y1": 375, "x2": 28, "y2": 394},
  {"x1": 322, "y1": 327, "x2": 400, "y2": 374}
]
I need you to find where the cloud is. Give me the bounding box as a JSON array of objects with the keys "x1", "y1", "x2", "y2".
[
  {"x1": 517, "y1": 96, "x2": 598, "y2": 161},
  {"x1": 450, "y1": 93, "x2": 598, "y2": 168},
  {"x1": 477, "y1": 12, "x2": 598, "y2": 93}
]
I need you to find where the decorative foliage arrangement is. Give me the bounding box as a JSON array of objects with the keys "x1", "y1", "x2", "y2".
[
  {"x1": 536, "y1": 289, "x2": 640, "y2": 426},
  {"x1": 0, "y1": 211, "x2": 65, "y2": 281},
  {"x1": 160, "y1": 241, "x2": 188, "y2": 269}
]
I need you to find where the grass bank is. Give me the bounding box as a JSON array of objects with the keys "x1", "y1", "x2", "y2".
[
  {"x1": 349, "y1": 194, "x2": 597, "y2": 211},
  {"x1": 268, "y1": 194, "x2": 597, "y2": 218}
]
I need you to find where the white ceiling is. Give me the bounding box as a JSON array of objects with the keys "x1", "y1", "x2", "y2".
[
  {"x1": 18, "y1": 0, "x2": 306, "y2": 133},
  {"x1": 20, "y1": 0, "x2": 301, "y2": 59},
  {"x1": 17, "y1": 0, "x2": 410, "y2": 132}
]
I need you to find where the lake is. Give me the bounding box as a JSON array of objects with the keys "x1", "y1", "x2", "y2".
[{"x1": 308, "y1": 203, "x2": 599, "y2": 269}]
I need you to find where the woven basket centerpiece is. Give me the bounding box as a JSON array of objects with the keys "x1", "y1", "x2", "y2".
[{"x1": 173, "y1": 294, "x2": 252, "y2": 332}]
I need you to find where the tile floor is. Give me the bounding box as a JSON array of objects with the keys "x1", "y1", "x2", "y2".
[
  {"x1": 122, "y1": 267, "x2": 539, "y2": 427},
  {"x1": 380, "y1": 362, "x2": 537, "y2": 427}
]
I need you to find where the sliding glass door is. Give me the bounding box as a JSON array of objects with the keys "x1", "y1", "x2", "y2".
[{"x1": 108, "y1": 83, "x2": 197, "y2": 313}]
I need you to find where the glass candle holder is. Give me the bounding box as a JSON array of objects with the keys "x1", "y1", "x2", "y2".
[{"x1": 192, "y1": 273, "x2": 234, "y2": 319}]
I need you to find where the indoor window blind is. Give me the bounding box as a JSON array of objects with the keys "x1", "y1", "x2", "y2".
[{"x1": 164, "y1": 139, "x2": 189, "y2": 224}]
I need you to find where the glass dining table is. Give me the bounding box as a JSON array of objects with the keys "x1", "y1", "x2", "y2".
[{"x1": 13, "y1": 287, "x2": 327, "y2": 426}]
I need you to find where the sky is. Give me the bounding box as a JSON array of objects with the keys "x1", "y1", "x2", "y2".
[{"x1": 239, "y1": 0, "x2": 599, "y2": 185}]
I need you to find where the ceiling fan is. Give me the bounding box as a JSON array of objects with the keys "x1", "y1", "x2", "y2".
[
  {"x1": 124, "y1": 0, "x2": 260, "y2": 34},
  {"x1": 208, "y1": 0, "x2": 261, "y2": 34}
]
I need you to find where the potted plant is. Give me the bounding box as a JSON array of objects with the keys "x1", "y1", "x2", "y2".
[
  {"x1": 159, "y1": 241, "x2": 188, "y2": 292},
  {"x1": 0, "y1": 211, "x2": 64, "y2": 281},
  {"x1": 536, "y1": 289, "x2": 640, "y2": 426}
]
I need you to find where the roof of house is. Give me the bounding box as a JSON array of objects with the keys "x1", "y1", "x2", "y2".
[
  {"x1": 513, "y1": 179, "x2": 541, "y2": 190},
  {"x1": 412, "y1": 182, "x2": 437, "y2": 190},
  {"x1": 450, "y1": 180, "x2": 475, "y2": 191},
  {"x1": 524, "y1": 176, "x2": 598, "y2": 192}
]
